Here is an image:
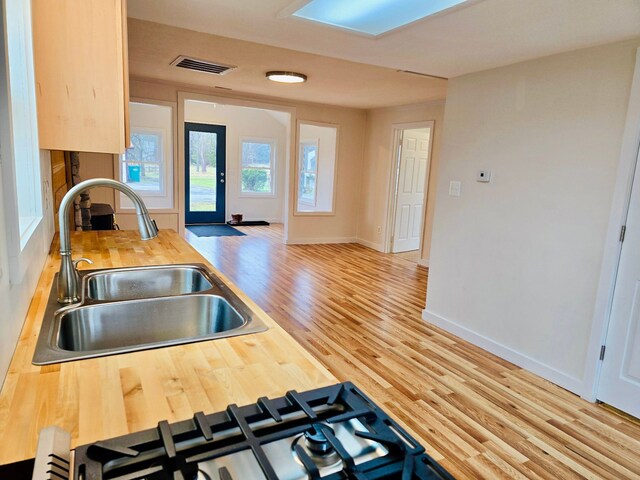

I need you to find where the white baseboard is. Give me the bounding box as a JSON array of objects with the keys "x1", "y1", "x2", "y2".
[
  {"x1": 285, "y1": 236, "x2": 357, "y2": 245},
  {"x1": 356, "y1": 238, "x2": 385, "y2": 252},
  {"x1": 422, "y1": 309, "x2": 586, "y2": 395}
]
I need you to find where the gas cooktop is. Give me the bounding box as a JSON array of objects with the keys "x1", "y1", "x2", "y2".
[{"x1": 41, "y1": 382, "x2": 455, "y2": 479}]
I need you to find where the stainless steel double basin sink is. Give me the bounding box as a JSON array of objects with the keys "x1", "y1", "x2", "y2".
[{"x1": 33, "y1": 264, "x2": 268, "y2": 365}]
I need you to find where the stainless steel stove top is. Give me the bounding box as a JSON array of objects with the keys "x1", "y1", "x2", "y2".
[
  {"x1": 198, "y1": 418, "x2": 388, "y2": 480},
  {"x1": 33, "y1": 382, "x2": 455, "y2": 480}
]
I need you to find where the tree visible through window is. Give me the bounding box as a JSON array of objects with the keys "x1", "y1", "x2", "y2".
[
  {"x1": 188, "y1": 130, "x2": 218, "y2": 211},
  {"x1": 299, "y1": 140, "x2": 318, "y2": 206},
  {"x1": 118, "y1": 102, "x2": 174, "y2": 210},
  {"x1": 241, "y1": 140, "x2": 274, "y2": 194},
  {"x1": 121, "y1": 130, "x2": 164, "y2": 193}
]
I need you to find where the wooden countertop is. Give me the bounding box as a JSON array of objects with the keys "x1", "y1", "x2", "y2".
[{"x1": 0, "y1": 230, "x2": 336, "y2": 464}]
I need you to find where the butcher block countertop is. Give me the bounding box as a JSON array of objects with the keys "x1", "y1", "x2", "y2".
[{"x1": 0, "y1": 230, "x2": 336, "y2": 464}]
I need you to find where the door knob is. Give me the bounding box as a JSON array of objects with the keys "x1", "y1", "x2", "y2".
[{"x1": 220, "y1": 179, "x2": 225, "y2": 183}]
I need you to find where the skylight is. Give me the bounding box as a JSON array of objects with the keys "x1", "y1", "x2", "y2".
[{"x1": 292, "y1": 0, "x2": 468, "y2": 36}]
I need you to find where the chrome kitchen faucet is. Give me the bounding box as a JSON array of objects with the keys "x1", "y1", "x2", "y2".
[{"x1": 57, "y1": 178, "x2": 158, "y2": 304}]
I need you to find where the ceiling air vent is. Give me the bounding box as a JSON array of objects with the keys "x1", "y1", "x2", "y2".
[{"x1": 171, "y1": 55, "x2": 236, "y2": 75}]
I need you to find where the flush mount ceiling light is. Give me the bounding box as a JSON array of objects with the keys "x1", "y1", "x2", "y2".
[
  {"x1": 266, "y1": 71, "x2": 307, "y2": 83},
  {"x1": 291, "y1": 0, "x2": 468, "y2": 36}
]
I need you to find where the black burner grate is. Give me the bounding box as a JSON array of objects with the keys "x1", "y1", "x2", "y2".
[{"x1": 73, "y1": 382, "x2": 455, "y2": 480}]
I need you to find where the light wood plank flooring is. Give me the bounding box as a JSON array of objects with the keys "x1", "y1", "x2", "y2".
[
  {"x1": 186, "y1": 224, "x2": 640, "y2": 479},
  {"x1": 394, "y1": 249, "x2": 422, "y2": 264}
]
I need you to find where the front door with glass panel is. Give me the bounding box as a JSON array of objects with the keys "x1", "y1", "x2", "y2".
[{"x1": 185, "y1": 122, "x2": 226, "y2": 224}]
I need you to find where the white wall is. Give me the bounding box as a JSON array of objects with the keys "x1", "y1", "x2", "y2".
[
  {"x1": 185, "y1": 100, "x2": 288, "y2": 223},
  {"x1": 424, "y1": 40, "x2": 640, "y2": 395},
  {"x1": 0, "y1": 0, "x2": 54, "y2": 386},
  {"x1": 358, "y1": 102, "x2": 445, "y2": 261}
]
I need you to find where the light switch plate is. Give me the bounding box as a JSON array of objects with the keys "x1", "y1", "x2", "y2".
[
  {"x1": 449, "y1": 181, "x2": 461, "y2": 197},
  {"x1": 477, "y1": 170, "x2": 492, "y2": 183}
]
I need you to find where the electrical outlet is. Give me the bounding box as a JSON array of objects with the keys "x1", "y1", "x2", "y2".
[
  {"x1": 449, "y1": 181, "x2": 461, "y2": 197},
  {"x1": 376, "y1": 226, "x2": 381, "y2": 234}
]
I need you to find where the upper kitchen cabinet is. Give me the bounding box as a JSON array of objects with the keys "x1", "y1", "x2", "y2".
[{"x1": 31, "y1": 0, "x2": 130, "y2": 153}]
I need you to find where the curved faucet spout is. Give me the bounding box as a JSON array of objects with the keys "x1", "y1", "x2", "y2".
[{"x1": 57, "y1": 178, "x2": 159, "y2": 304}]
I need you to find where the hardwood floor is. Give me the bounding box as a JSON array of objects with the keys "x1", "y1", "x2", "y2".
[
  {"x1": 186, "y1": 224, "x2": 640, "y2": 479},
  {"x1": 394, "y1": 248, "x2": 422, "y2": 264}
]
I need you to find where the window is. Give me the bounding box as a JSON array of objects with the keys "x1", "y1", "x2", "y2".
[
  {"x1": 120, "y1": 129, "x2": 164, "y2": 195},
  {"x1": 0, "y1": 0, "x2": 50, "y2": 289},
  {"x1": 1, "y1": 0, "x2": 42, "y2": 248},
  {"x1": 117, "y1": 101, "x2": 174, "y2": 210},
  {"x1": 299, "y1": 140, "x2": 318, "y2": 206},
  {"x1": 296, "y1": 122, "x2": 338, "y2": 214},
  {"x1": 240, "y1": 139, "x2": 275, "y2": 195}
]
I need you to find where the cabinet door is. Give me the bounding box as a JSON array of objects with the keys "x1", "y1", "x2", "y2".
[{"x1": 32, "y1": 0, "x2": 129, "y2": 153}]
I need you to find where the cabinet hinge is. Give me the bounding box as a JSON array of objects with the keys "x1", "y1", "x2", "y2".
[
  {"x1": 599, "y1": 345, "x2": 606, "y2": 361},
  {"x1": 620, "y1": 225, "x2": 626, "y2": 242}
]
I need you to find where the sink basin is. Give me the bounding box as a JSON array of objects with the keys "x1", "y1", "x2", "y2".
[
  {"x1": 58, "y1": 294, "x2": 244, "y2": 352},
  {"x1": 32, "y1": 263, "x2": 268, "y2": 365},
  {"x1": 85, "y1": 265, "x2": 214, "y2": 301}
]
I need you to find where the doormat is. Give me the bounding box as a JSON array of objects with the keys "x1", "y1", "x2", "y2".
[
  {"x1": 226, "y1": 220, "x2": 270, "y2": 226},
  {"x1": 186, "y1": 224, "x2": 247, "y2": 237}
]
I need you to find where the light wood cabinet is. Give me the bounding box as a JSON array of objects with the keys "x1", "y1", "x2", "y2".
[{"x1": 31, "y1": 0, "x2": 130, "y2": 154}]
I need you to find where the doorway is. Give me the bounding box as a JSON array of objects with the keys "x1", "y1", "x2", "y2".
[
  {"x1": 597, "y1": 143, "x2": 640, "y2": 419},
  {"x1": 179, "y1": 94, "x2": 293, "y2": 237},
  {"x1": 388, "y1": 123, "x2": 433, "y2": 261},
  {"x1": 184, "y1": 122, "x2": 226, "y2": 224}
]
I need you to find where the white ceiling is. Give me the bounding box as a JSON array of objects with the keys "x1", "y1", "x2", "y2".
[
  {"x1": 128, "y1": 0, "x2": 640, "y2": 79},
  {"x1": 127, "y1": 19, "x2": 448, "y2": 109}
]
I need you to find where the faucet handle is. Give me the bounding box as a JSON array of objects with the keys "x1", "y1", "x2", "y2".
[{"x1": 73, "y1": 257, "x2": 94, "y2": 269}]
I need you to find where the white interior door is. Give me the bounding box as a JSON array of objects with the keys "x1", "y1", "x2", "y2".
[
  {"x1": 598, "y1": 148, "x2": 640, "y2": 418},
  {"x1": 392, "y1": 128, "x2": 431, "y2": 253}
]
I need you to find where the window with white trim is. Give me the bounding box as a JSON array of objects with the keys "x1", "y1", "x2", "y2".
[
  {"x1": 117, "y1": 102, "x2": 174, "y2": 210},
  {"x1": 1, "y1": 0, "x2": 42, "y2": 249},
  {"x1": 296, "y1": 122, "x2": 337, "y2": 214},
  {"x1": 240, "y1": 139, "x2": 275, "y2": 195},
  {"x1": 299, "y1": 140, "x2": 318, "y2": 206},
  {"x1": 120, "y1": 129, "x2": 165, "y2": 195}
]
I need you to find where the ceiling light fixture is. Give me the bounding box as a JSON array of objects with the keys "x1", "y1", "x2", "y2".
[{"x1": 266, "y1": 71, "x2": 307, "y2": 83}]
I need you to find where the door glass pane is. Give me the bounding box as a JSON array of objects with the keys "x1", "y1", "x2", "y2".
[{"x1": 188, "y1": 131, "x2": 217, "y2": 212}]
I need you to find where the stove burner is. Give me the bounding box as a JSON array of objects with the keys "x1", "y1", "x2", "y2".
[
  {"x1": 292, "y1": 424, "x2": 342, "y2": 469},
  {"x1": 304, "y1": 424, "x2": 334, "y2": 455}
]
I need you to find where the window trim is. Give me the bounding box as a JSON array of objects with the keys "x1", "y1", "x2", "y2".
[
  {"x1": 298, "y1": 139, "x2": 319, "y2": 207},
  {"x1": 238, "y1": 136, "x2": 277, "y2": 198},
  {"x1": 0, "y1": 0, "x2": 49, "y2": 284},
  {"x1": 294, "y1": 120, "x2": 339, "y2": 216},
  {"x1": 114, "y1": 99, "x2": 178, "y2": 213},
  {"x1": 119, "y1": 127, "x2": 166, "y2": 198}
]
